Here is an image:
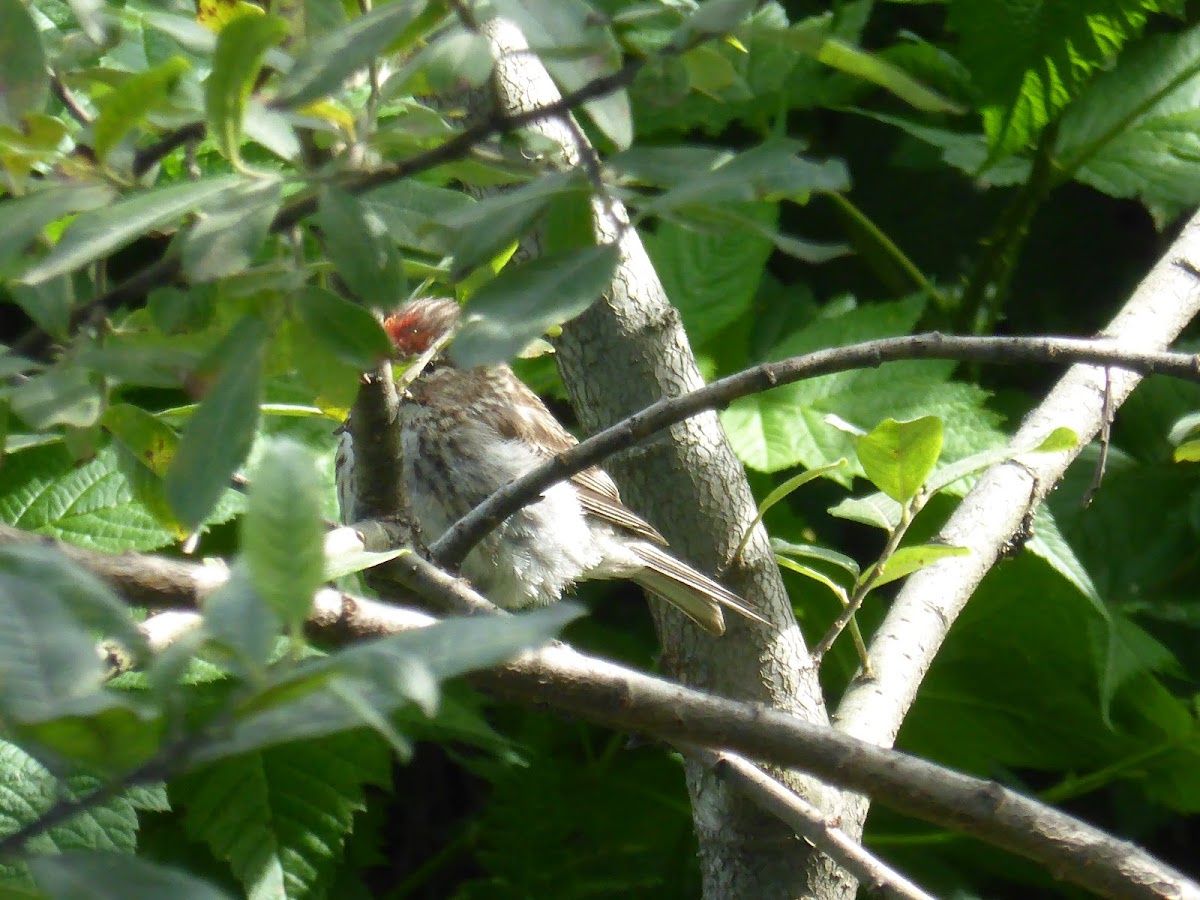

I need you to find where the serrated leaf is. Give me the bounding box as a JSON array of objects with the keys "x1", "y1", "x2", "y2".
[
  {"x1": 181, "y1": 177, "x2": 282, "y2": 282},
  {"x1": 0, "y1": 184, "x2": 117, "y2": 273},
  {"x1": 166, "y1": 319, "x2": 265, "y2": 531},
  {"x1": 857, "y1": 416, "x2": 943, "y2": 503},
  {"x1": 315, "y1": 187, "x2": 405, "y2": 309},
  {"x1": 31, "y1": 851, "x2": 235, "y2": 900},
  {"x1": 870, "y1": 542, "x2": 970, "y2": 589},
  {"x1": 646, "y1": 202, "x2": 775, "y2": 343},
  {"x1": 720, "y1": 297, "x2": 1005, "y2": 478},
  {"x1": 173, "y1": 733, "x2": 389, "y2": 900},
  {"x1": 93, "y1": 57, "x2": 193, "y2": 162},
  {"x1": 206, "y1": 14, "x2": 288, "y2": 166},
  {"x1": 450, "y1": 245, "x2": 620, "y2": 368},
  {"x1": 242, "y1": 439, "x2": 325, "y2": 629},
  {"x1": 1058, "y1": 22, "x2": 1200, "y2": 212},
  {"x1": 19, "y1": 176, "x2": 247, "y2": 285},
  {"x1": 0, "y1": 741, "x2": 149, "y2": 892},
  {"x1": 278, "y1": 0, "x2": 431, "y2": 109},
  {"x1": 0, "y1": 0, "x2": 48, "y2": 128},
  {"x1": 948, "y1": 0, "x2": 1170, "y2": 158}
]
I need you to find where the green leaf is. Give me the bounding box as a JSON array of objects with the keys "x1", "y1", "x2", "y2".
[
  {"x1": 720, "y1": 297, "x2": 1005, "y2": 478},
  {"x1": 857, "y1": 416, "x2": 944, "y2": 503},
  {"x1": 870, "y1": 542, "x2": 970, "y2": 589},
  {"x1": 93, "y1": 57, "x2": 192, "y2": 162},
  {"x1": 200, "y1": 565, "x2": 281, "y2": 673},
  {"x1": 19, "y1": 176, "x2": 247, "y2": 285},
  {"x1": 294, "y1": 286, "x2": 395, "y2": 370},
  {"x1": 166, "y1": 319, "x2": 266, "y2": 531},
  {"x1": 772, "y1": 538, "x2": 860, "y2": 580},
  {"x1": 323, "y1": 530, "x2": 407, "y2": 580},
  {"x1": 450, "y1": 245, "x2": 620, "y2": 368},
  {"x1": 947, "y1": 0, "x2": 1170, "y2": 158},
  {"x1": 0, "y1": 0, "x2": 48, "y2": 128},
  {"x1": 445, "y1": 172, "x2": 585, "y2": 279},
  {"x1": 0, "y1": 443, "x2": 179, "y2": 552},
  {"x1": 181, "y1": 177, "x2": 282, "y2": 282},
  {"x1": 672, "y1": 0, "x2": 758, "y2": 46},
  {"x1": 31, "y1": 851, "x2": 236, "y2": 900},
  {"x1": 102, "y1": 404, "x2": 179, "y2": 478},
  {"x1": 0, "y1": 184, "x2": 117, "y2": 273},
  {"x1": 10, "y1": 367, "x2": 102, "y2": 430},
  {"x1": 643, "y1": 139, "x2": 850, "y2": 215},
  {"x1": 193, "y1": 604, "x2": 581, "y2": 763},
  {"x1": 173, "y1": 733, "x2": 390, "y2": 900},
  {"x1": 0, "y1": 571, "x2": 107, "y2": 723},
  {"x1": 315, "y1": 187, "x2": 406, "y2": 309},
  {"x1": 277, "y1": 0, "x2": 431, "y2": 109},
  {"x1": 0, "y1": 741, "x2": 152, "y2": 893},
  {"x1": 242, "y1": 439, "x2": 325, "y2": 629},
  {"x1": 359, "y1": 180, "x2": 474, "y2": 256},
  {"x1": 645, "y1": 202, "x2": 776, "y2": 343},
  {"x1": 1057, "y1": 23, "x2": 1200, "y2": 213},
  {"x1": 206, "y1": 14, "x2": 289, "y2": 166},
  {"x1": 827, "y1": 492, "x2": 903, "y2": 531}
]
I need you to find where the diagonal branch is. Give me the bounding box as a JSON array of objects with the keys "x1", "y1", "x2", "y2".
[
  {"x1": 834, "y1": 214, "x2": 1200, "y2": 750},
  {"x1": 431, "y1": 333, "x2": 1200, "y2": 568}
]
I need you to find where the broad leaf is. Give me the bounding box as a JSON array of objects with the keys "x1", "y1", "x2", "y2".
[
  {"x1": 166, "y1": 319, "x2": 266, "y2": 530},
  {"x1": 857, "y1": 416, "x2": 944, "y2": 503},
  {"x1": 451, "y1": 245, "x2": 621, "y2": 367},
  {"x1": 20, "y1": 177, "x2": 248, "y2": 285},
  {"x1": 294, "y1": 286, "x2": 395, "y2": 369},
  {"x1": 242, "y1": 439, "x2": 325, "y2": 629},
  {"x1": 0, "y1": 0, "x2": 47, "y2": 128},
  {"x1": 31, "y1": 851, "x2": 235, "y2": 900},
  {"x1": 315, "y1": 187, "x2": 406, "y2": 310},
  {"x1": 0, "y1": 184, "x2": 117, "y2": 273},
  {"x1": 870, "y1": 542, "x2": 971, "y2": 589},
  {"x1": 277, "y1": 0, "x2": 431, "y2": 109},
  {"x1": 181, "y1": 177, "x2": 282, "y2": 281}
]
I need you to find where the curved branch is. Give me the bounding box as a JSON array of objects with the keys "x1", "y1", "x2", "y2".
[
  {"x1": 431, "y1": 333, "x2": 1200, "y2": 567},
  {"x1": 16, "y1": 524, "x2": 1193, "y2": 900}
]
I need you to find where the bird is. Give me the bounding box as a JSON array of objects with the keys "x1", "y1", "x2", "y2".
[{"x1": 335, "y1": 297, "x2": 767, "y2": 635}]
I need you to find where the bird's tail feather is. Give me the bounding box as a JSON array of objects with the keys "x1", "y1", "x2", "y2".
[{"x1": 631, "y1": 545, "x2": 769, "y2": 636}]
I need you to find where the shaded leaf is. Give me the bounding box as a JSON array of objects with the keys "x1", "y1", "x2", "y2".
[
  {"x1": 242, "y1": 439, "x2": 325, "y2": 629},
  {"x1": 451, "y1": 245, "x2": 620, "y2": 367},
  {"x1": 181, "y1": 177, "x2": 282, "y2": 281},
  {"x1": 0, "y1": 0, "x2": 48, "y2": 127},
  {"x1": 206, "y1": 14, "x2": 289, "y2": 166},
  {"x1": 315, "y1": 187, "x2": 405, "y2": 309},
  {"x1": 31, "y1": 851, "x2": 235, "y2": 900},
  {"x1": 0, "y1": 184, "x2": 117, "y2": 273},
  {"x1": 20, "y1": 177, "x2": 247, "y2": 285},
  {"x1": 165, "y1": 319, "x2": 265, "y2": 530},
  {"x1": 93, "y1": 58, "x2": 192, "y2": 162},
  {"x1": 294, "y1": 286, "x2": 395, "y2": 370}
]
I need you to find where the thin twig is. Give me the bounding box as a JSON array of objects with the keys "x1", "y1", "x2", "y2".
[{"x1": 430, "y1": 334, "x2": 1200, "y2": 567}]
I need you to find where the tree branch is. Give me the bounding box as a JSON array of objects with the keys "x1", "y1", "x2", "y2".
[
  {"x1": 16, "y1": 526, "x2": 1193, "y2": 900},
  {"x1": 687, "y1": 746, "x2": 937, "y2": 900},
  {"x1": 431, "y1": 333, "x2": 1200, "y2": 568}
]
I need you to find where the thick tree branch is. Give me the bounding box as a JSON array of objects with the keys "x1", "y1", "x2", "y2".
[
  {"x1": 835, "y1": 213, "x2": 1200, "y2": 753},
  {"x1": 15, "y1": 527, "x2": 1193, "y2": 900},
  {"x1": 431, "y1": 333, "x2": 1200, "y2": 567}
]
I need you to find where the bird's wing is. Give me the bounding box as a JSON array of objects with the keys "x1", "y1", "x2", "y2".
[{"x1": 478, "y1": 368, "x2": 669, "y2": 545}]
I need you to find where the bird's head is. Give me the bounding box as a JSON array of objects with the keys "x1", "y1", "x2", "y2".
[{"x1": 382, "y1": 297, "x2": 461, "y2": 359}]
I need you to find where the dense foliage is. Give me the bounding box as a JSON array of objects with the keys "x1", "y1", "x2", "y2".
[{"x1": 2, "y1": 0, "x2": 1200, "y2": 897}]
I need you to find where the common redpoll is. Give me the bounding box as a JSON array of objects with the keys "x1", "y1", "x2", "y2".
[{"x1": 336, "y1": 298, "x2": 765, "y2": 635}]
